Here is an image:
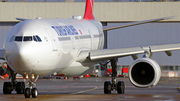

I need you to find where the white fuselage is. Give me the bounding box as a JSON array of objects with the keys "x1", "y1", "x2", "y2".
[{"x1": 4, "y1": 18, "x2": 104, "y2": 77}]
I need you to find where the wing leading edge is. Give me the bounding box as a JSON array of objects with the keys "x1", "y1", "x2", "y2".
[{"x1": 76, "y1": 43, "x2": 180, "y2": 65}]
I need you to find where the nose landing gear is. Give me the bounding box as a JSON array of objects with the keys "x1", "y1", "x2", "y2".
[
  {"x1": 24, "y1": 74, "x2": 39, "y2": 98},
  {"x1": 103, "y1": 59, "x2": 125, "y2": 94},
  {"x1": 24, "y1": 82, "x2": 38, "y2": 98}
]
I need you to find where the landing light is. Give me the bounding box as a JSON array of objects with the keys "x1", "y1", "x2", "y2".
[
  {"x1": 25, "y1": 74, "x2": 28, "y2": 79},
  {"x1": 32, "y1": 74, "x2": 35, "y2": 79}
]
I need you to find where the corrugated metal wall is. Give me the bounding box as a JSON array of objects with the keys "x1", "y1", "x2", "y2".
[
  {"x1": 0, "y1": 22, "x2": 17, "y2": 48},
  {"x1": 107, "y1": 22, "x2": 180, "y2": 65},
  {"x1": 0, "y1": 2, "x2": 180, "y2": 22}
]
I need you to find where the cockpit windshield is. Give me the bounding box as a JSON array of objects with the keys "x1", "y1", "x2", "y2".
[{"x1": 11, "y1": 35, "x2": 42, "y2": 42}]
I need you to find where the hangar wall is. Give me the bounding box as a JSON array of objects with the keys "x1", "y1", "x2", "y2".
[
  {"x1": 0, "y1": 22, "x2": 17, "y2": 47},
  {"x1": 0, "y1": 2, "x2": 180, "y2": 22}
]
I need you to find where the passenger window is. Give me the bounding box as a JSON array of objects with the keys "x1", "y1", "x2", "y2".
[
  {"x1": 15, "y1": 36, "x2": 22, "y2": 42},
  {"x1": 24, "y1": 36, "x2": 32, "y2": 41},
  {"x1": 9, "y1": 36, "x2": 15, "y2": 42}
]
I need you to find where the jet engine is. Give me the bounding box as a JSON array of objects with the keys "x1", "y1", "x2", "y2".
[
  {"x1": 0, "y1": 63, "x2": 7, "y2": 76},
  {"x1": 128, "y1": 58, "x2": 161, "y2": 88}
]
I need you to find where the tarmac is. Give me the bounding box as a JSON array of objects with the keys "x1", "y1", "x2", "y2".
[{"x1": 0, "y1": 77, "x2": 180, "y2": 101}]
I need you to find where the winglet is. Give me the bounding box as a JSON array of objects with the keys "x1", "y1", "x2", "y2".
[{"x1": 83, "y1": 0, "x2": 95, "y2": 20}]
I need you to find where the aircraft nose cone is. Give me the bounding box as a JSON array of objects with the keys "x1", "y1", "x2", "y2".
[
  {"x1": 14, "y1": 44, "x2": 29, "y2": 59},
  {"x1": 8, "y1": 43, "x2": 34, "y2": 72}
]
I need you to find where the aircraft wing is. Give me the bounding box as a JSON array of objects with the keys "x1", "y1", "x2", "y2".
[
  {"x1": 76, "y1": 43, "x2": 180, "y2": 65},
  {"x1": 103, "y1": 16, "x2": 174, "y2": 31},
  {"x1": 0, "y1": 49, "x2": 5, "y2": 60}
]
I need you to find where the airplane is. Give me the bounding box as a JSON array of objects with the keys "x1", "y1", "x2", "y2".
[{"x1": 0, "y1": 0, "x2": 179, "y2": 98}]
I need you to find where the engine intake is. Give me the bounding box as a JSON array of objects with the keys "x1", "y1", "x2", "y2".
[{"x1": 129, "y1": 58, "x2": 161, "y2": 88}]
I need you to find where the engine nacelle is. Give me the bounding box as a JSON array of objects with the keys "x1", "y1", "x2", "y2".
[
  {"x1": 0, "y1": 63, "x2": 7, "y2": 76},
  {"x1": 128, "y1": 58, "x2": 161, "y2": 88}
]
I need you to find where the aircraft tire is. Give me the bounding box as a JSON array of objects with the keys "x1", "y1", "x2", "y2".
[
  {"x1": 104, "y1": 81, "x2": 111, "y2": 94},
  {"x1": 16, "y1": 82, "x2": 25, "y2": 94},
  {"x1": 32, "y1": 88, "x2": 38, "y2": 98},
  {"x1": 117, "y1": 81, "x2": 125, "y2": 94},
  {"x1": 3, "y1": 82, "x2": 12, "y2": 94},
  {"x1": 24, "y1": 88, "x2": 30, "y2": 98}
]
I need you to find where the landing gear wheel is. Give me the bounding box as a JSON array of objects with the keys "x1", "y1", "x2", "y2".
[
  {"x1": 3, "y1": 82, "x2": 12, "y2": 94},
  {"x1": 104, "y1": 81, "x2": 111, "y2": 94},
  {"x1": 24, "y1": 88, "x2": 30, "y2": 98},
  {"x1": 16, "y1": 82, "x2": 25, "y2": 94},
  {"x1": 117, "y1": 81, "x2": 125, "y2": 94},
  {"x1": 32, "y1": 88, "x2": 38, "y2": 98},
  {"x1": 102, "y1": 59, "x2": 126, "y2": 94}
]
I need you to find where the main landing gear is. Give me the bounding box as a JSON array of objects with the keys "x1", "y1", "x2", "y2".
[
  {"x1": 3, "y1": 65, "x2": 25, "y2": 95},
  {"x1": 103, "y1": 59, "x2": 125, "y2": 94}
]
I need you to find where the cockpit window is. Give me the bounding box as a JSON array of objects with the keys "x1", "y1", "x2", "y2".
[
  {"x1": 15, "y1": 36, "x2": 23, "y2": 42},
  {"x1": 33, "y1": 36, "x2": 38, "y2": 42},
  {"x1": 9, "y1": 36, "x2": 15, "y2": 42},
  {"x1": 36, "y1": 36, "x2": 42, "y2": 42},
  {"x1": 33, "y1": 35, "x2": 42, "y2": 42},
  {"x1": 24, "y1": 36, "x2": 32, "y2": 41}
]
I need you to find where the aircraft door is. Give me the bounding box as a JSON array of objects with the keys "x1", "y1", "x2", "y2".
[
  {"x1": 45, "y1": 28, "x2": 58, "y2": 51},
  {"x1": 88, "y1": 30, "x2": 93, "y2": 49}
]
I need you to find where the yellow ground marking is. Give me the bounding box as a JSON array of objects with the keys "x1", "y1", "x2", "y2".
[{"x1": 75, "y1": 87, "x2": 97, "y2": 94}]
